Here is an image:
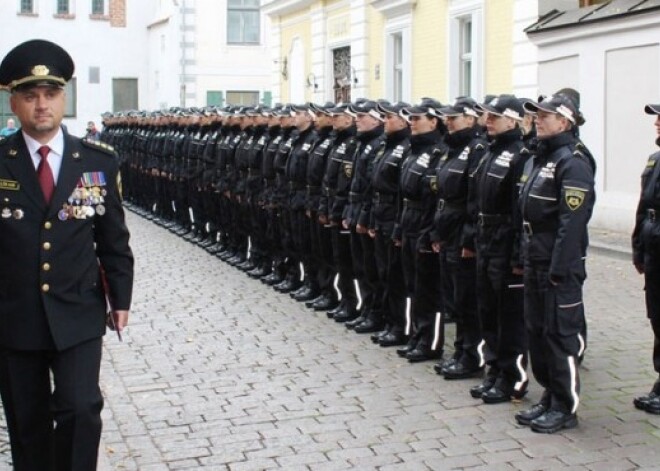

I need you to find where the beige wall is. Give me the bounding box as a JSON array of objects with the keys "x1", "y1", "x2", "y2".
[{"x1": 484, "y1": 0, "x2": 513, "y2": 95}]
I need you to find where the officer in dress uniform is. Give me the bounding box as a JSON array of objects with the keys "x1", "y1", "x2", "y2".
[
  {"x1": 518, "y1": 93, "x2": 595, "y2": 433},
  {"x1": 632, "y1": 102, "x2": 660, "y2": 415},
  {"x1": 0, "y1": 39, "x2": 134, "y2": 470}
]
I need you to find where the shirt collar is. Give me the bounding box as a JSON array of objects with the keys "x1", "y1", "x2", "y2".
[{"x1": 22, "y1": 127, "x2": 65, "y2": 158}]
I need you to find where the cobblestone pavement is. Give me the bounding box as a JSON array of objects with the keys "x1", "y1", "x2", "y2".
[{"x1": 1, "y1": 213, "x2": 659, "y2": 470}]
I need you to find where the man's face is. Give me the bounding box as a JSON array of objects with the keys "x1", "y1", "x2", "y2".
[
  {"x1": 654, "y1": 115, "x2": 660, "y2": 137},
  {"x1": 485, "y1": 113, "x2": 515, "y2": 136},
  {"x1": 355, "y1": 113, "x2": 380, "y2": 133},
  {"x1": 332, "y1": 114, "x2": 353, "y2": 131},
  {"x1": 384, "y1": 113, "x2": 407, "y2": 134},
  {"x1": 535, "y1": 111, "x2": 568, "y2": 139},
  {"x1": 10, "y1": 85, "x2": 65, "y2": 140},
  {"x1": 294, "y1": 112, "x2": 312, "y2": 130}
]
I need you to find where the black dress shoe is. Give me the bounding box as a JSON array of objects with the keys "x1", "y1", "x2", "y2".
[
  {"x1": 290, "y1": 285, "x2": 308, "y2": 298},
  {"x1": 312, "y1": 297, "x2": 338, "y2": 311},
  {"x1": 515, "y1": 402, "x2": 549, "y2": 426},
  {"x1": 305, "y1": 294, "x2": 326, "y2": 308},
  {"x1": 334, "y1": 309, "x2": 359, "y2": 323},
  {"x1": 470, "y1": 376, "x2": 497, "y2": 398},
  {"x1": 327, "y1": 303, "x2": 345, "y2": 316},
  {"x1": 443, "y1": 362, "x2": 484, "y2": 380},
  {"x1": 354, "y1": 319, "x2": 384, "y2": 334},
  {"x1": 294, "y1": 289, "x2": 319, "y2": 302},
  {"x1": 530, "y1": 410, "x2": 578, "y2": 434},
  {"x1": 396, "y1": 341, "x2": 416, "y2": 358},
  {"x1": 482, "y1": 381, "x2": 528, "y2": 404},
  {"x1": 371, "y1": 330, "x2": 389, "y2": 343},
  {"x1": 634, "y1": 390, "x2": 660, "y2": 410},
  {"x1": 433, "y1": 357, "x2": 457, "y2": 375},
  {"x1": 343, "y1": 314, "x2": 366, "y2": 328},
  {"x1": 644, "y1": 395, "x2": 660, "y2": 414},
  {"x1": 378, "y1": 332, "x2": 408, "y2": 347},
  {"x1": 263, "y1": 273, "x2": 283, "y2": 285},
  {"x1": 406, "y1": 348, "x2": 442, "y2": 363}
]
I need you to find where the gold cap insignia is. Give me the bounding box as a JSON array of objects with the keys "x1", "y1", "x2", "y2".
[{"x1": 31, "y1": 65, "x2": 50, "y2": 76}]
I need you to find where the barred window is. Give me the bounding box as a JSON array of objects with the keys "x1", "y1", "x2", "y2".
[
  {"x1": 57, "y1": 0, "x2": 70, "y2": 14},
  {"x1": 92, "y1": 0, "x2": 104, "y2": 14},
  {"x1": 20, "y1": 0, "x2": 34, "y2": 13}
]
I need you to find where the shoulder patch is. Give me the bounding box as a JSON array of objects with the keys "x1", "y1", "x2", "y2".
[{"x1": 80, "y1": 138, "x2": 116, "y2": 156}]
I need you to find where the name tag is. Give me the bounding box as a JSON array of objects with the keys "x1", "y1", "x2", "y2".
[{"x1": 0, "y1": 179, "x2": 19, "y2": 191}]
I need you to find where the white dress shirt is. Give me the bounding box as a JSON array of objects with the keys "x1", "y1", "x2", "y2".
[{"x1": 22, "y1": 127, "x2": 65, "y2": 183}]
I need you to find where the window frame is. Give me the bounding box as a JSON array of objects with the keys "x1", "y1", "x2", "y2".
[
  {"x1": 19, "y1": 0, "x2": 34, "y2": 14},
  {"x1": 447, "y1": 0, "x2": 483, "y2": 101},
  {"x1": 227, "y1": 0, "x2": 261, "y2": 45},
  {"x1": 91, "y1": 0, "x2": 104, "y2": 15},
  {"x1": 64, "y1": 77, "x2": 77, "y2": 118},
  {"x1": 225, "y1": 90, "x2": 259, "y2": 106},
  {"x1": 57, "y1": 0, "x2": 70, "y2": 15}
]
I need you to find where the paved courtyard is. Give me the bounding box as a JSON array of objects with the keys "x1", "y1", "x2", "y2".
[{"x1": 1, "y1": 213, "x2": 660, "y2": 470}]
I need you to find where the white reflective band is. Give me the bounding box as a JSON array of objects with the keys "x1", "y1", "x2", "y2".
[
  {"x1": 333, "y1": 273, "x2": 342, "y2": 301},
  {"x1": 568, "y1": 355, "x2": 579, "y2": 414},
  {"x1": 205, "y1": 222, "x2": 211, "y2": 233},
  {"x1": 152, "y1": 202, "x2": 157, "y2": 212},
  {"x1": 368, "y1": 109, "x2": 385, "y2": 122},
  {"x1": 431, "y1": 312, "x2": 442, "y2": 350},
  {"x1": 299, "y1": 262, "x2": 305, "y2": 282},
  {"x1": 188, "y1": 207, "x2": 195, "y2": 223},
  {"x1": 354, "y1": 279, "x2": 363, "y2": 311},
  {"x1": 404, "y1": 297, "x2": 412, "y2": 336},
  {"x1": 477, "y1": 339, "x2": 486, "y2": 367},
  {"x1": 247, "y1": 236, "x2": 252, "y2": 260},
  {"x1": 508, "y1": 284, "x2": 524, "y2": 289},
  {"x1": 171, "y1": 201, "x2": 177, "y2": 212},
  {"x1": 577, "y1": 333, "x2": 586, "y2": 358},
  {"x1": 514, "y1": 354, "x2": 528, "y2": 391}
]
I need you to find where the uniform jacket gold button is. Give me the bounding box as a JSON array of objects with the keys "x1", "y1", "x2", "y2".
[
  {"x1": 44, "y1": 221, "x2": 52, "y2": 229},
  {"x1": 43, "y1": 242, "x2": 51, "y2": 250},
  {"x1": 42, "y1": 263, "x2": 51, "y2": 271},
  {"x1": 41, "y1": 284, "x2": 50, "y2": 293}
]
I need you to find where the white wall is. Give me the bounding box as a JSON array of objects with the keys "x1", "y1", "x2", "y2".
[
  {"x1": 0, "y1": 0, "x2": 158, "y2": 136},
  {"x1": 528, "y1": 12, "x2": 660, "y2": 233}
]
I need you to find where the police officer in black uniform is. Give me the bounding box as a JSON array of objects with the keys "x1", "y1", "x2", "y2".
[
  {"x1": 632, "y1": 102, "x2": 660, "y2": 415},
  {"x1": 368, "y1": 102, "x2": 411, "y2": 345},
  {"x1": 430, "y1": 97, "x2": 487, "y2": 378},
  {"x1": 518, "y1": 93, "x2": 595, "y2": 433},
  {"x1": 395, "y1": 98, "x2": 448, "y2": 362}
]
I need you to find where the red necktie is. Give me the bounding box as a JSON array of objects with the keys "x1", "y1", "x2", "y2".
[{"x1": 37, "y1": 145, "x2": 55, "y2": 204}]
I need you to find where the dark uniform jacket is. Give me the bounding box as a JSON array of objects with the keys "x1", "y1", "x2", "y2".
[
  {"x1": 519, "y1": 131, "x2": 595, "y2": 279},
  {"x1": 632, "y1": 149, "x2": 660, "y2": 266},
  {"x1": 324, "y1": 127, "x2": 358, "y2": 223},
  {"x1": 0, "y1": 130, "x2": 134, "y2": 351}
]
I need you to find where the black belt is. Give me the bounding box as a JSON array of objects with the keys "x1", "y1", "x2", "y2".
[
  {"x1": 438, "y1": 199, "x2": 465, "y2": 212},
  {"x1": 307, "y1": 185, "x2": 321, "y2": 196},
  {"x1": 478, "y1": 213, "x2": 510, "y2": 226},
  {"x1": 403, "y1": 198, "x2": 422, "y2": 210},
  {"x1": 522, "y1": 220, "x2": 558, "y2": 235},
  {"x1": 373, "y1": 192, "x2": 396, "y2": 204},
  {"x1": 349, "y1": 191, "x2": 362, "y2": 204}
]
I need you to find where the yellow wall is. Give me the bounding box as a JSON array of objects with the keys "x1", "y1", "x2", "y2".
[
  {"x1": 278, "y1": 9, "x2": 314, "y2": 102},
  {"x1": 484, "y1": 0, "x2": 513, "y2": 94},
  {"x1": 411, "y1": 0, "x2": 448, "y2": 102},
  {"x1": 366, "y1": 7, "x2": 385, "y2": 97}
]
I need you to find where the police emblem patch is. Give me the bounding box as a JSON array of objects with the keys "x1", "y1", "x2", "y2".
[
  {"x1": 565, "y1": 189, "x2": 586, "y2": 211},
  {"x1": 344, "y1": 163, "x2": 353, "y2": 178},
  {"x1": 430, "y1": 176, "x2": 438, "y2": 193}
]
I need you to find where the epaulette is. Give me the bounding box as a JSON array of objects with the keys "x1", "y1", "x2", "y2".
[
  {"x1": 0, "y1": 136, "x2": 6, "y2": 147},
  {"x1": 81, "y1": 138, "x2": 115, "y2": 156},
  {"x1": 474, "y1": 143, "x2": 485, "y2": 151},
  {"x1": 520, "y1": 146, "x2": 530, "y2": 155}
]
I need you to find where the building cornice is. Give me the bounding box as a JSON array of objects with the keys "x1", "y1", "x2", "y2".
[
  {"x1": 371, "y1": 0, "x2": 416, "y2": 19},
  {"x1": 262, "y1": 0, "x2": 317, "y2": 18}
]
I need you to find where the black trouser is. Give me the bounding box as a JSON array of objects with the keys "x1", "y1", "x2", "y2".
[
  {"x1": 310, "y1": 215, "x2": 336, "y2": 297},
  {"x1": 442, "y1": 250, "x2": 482, "y2": 368},
  {"x1": 0, "y1": 338, "x2": 103, "y2": 471},
  {"x1": 477, "y1": 254, "x2": 526, "y2": 383},
  {"x1": 374, "y1": 229, "x2": 406, "y2": 333},
  {"x1": 175, "y1": 179, "x2": 190, "y2": 228},
  {"x1": 401, "y1": 234, "x2": 444, "y2": 351},
  {"x1": 291, "y1": 207, "x2": 316, "y2": 287},
  {"x1": 644, "y1": 253, "x2": 660, "y2": 374},
  {"x1": 525, "y1": 260, "x2": 585, "y2": 414},
  {"x1": 350, "y1": 230, "x2": 379, "y2": 317},
  {"x1": 331, "y1": 226, "x2": 357, "y2": 309}
]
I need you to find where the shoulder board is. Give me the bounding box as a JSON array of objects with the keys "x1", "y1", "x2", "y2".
[
  {"x1": 520, "y1": 147, "x2": 530, "y2": 155},
  {"x1": 81, "y1": 138, "x2": 116, "y2": 155},
  {"x1": 0, "y1": 136, "x2": 6, "y2": 147}
]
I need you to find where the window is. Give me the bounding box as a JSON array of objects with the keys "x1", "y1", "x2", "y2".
[
  {"x1": 207, "y1": 91, "x2": 225, "y2": 106},
  {"x1": 89, "y1": 67, "x2": 100, "y2": 84},
  {"x1": 391, "y1": 32, "x2": 403, "y2": 102},
  {"x1": 448, "y1": 0, "x2": 483, "y2": 101},
  {"x1": 227, "y1": 0, "x2": 260, "y2": 44},
  {"x1": 57, "y1": 0, "x2": 70, "y2": 14},
  {"x1": 226, "y1": 91, "x2": 258, "y2": 106},
  {"x1": 92, "y1": 0, "x2": 104, "y2": 14},
  {"x1": 20, "y1": 0, "x2": 34, "y2": 13},
  {"x1": 112, "y1": 78, "x2": 138, "y2": 112},
  {"x1": 459, "y1": 17, "x2": 472, "y2": 97},
  {"x1": 64, "y1": 78, "x2": 77, "y2": 117}
]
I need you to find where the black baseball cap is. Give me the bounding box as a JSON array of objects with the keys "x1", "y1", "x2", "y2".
[
  {"x1": 645, "y1": 104, "x2": 660, "y2": 115},
  {"x1": 402, "y1": 98, "x2": 443, "y2": 118},
  {"x1": 524, "y1": 94, "x2": 579, "y2": 125},
  {"x1": 439, "y1": 97, "x2": 479, "y2": 118},
  {"x1": 349, "y1": 100, "x2": 385, "y2": 122},
  {"x1": 476, "y1": 95, "x2": 524, "y2": 121},
  {"x1": 378, "y1": 101, "x2": 411, "y2": 115}
]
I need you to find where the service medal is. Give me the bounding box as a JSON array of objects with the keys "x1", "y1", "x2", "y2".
[
  {"x1": 95, "y1": 204, "x2": 106, "y2": 216},
  {"x1": 58, "y1": 208, "x2": 69, "y2": 221},
  {"x1": 1, "y1": 208, "x2": 11, "y2": 218},
  {"x1": 12, "y1": 209, "x2": 24, "y2": 220},
  {"x1": 85, "y1": 206, "x2": 95, "y2": 217}
]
